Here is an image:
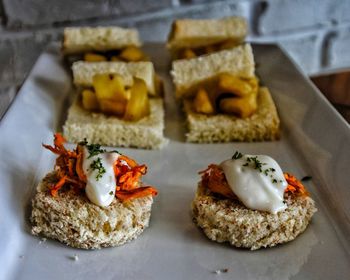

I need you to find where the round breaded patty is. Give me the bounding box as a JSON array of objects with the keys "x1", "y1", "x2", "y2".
[
  {"x1": 191, "y1": 184, "x2": 317, "y2": 250},
  {"x1": 31, "y1": 172, "x2": 154, "y2": 249}
]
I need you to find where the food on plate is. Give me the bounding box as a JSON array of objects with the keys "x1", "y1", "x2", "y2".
[
  {"x1": 167, "y1": 16, "x2": 247, "y2": 59},
  {"x1": 191, "y1": 152, "x2": 317, "y2": 250},
  {"x1": 31, "y1": 134, "x2": 157, "y2": 249},
  {"x1": 170, "y1": 44, "x2": 280, "y2": 142},
  {"x1": 63, "y1": 61, "x2": 167, "y2": 149},
  {"x1": 62, "y1": 26, "x2": 148, "y2": 62}
]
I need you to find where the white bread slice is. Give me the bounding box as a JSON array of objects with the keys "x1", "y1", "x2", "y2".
[
  {"x1": 72, "y1": 61, "x2": 157, "y2": 96},
  {"x1": 184, "y1": 87, "x2": 280, "y2": 142},
  {"x1": 31, "y1": 172, "x2": 153, "y2": 249},
  {"x1": 63, "y1": 98, "x2": 168, "y2": 149},
  {"x1": 171, "y1": 44, "x2": 255, "y2": 98},
  {"x1": 192, "y1": 182, "x2": 317, "y2": 250},
  {"x1": 62, "y1": 26, "x2": 141, "y2": 55},
  {"x1": 167, "y1": 17, "x2": 247, "y2": 50}
]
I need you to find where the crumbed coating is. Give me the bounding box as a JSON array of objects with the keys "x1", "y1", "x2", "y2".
[
  {"x1": 62, "y1": 26, "x2": 141, "y2": 55},
  {"x1": 63, "y1": 98, "x2": 168, "y2": 149},
  {"x1": 167, "y1": 17, "x2": 247, "y2": 50},
  {"x1": 171, "y1": 44, "x2": 255, "y2": 98},
  {"x1": 184, "y1": 87, "x2": 280, "y2": 142},
  {"x1": 191, "y1": 183, "x2": 317, "y2": 250},
  {"x1": 31, "y1": 172, "x2": 154, "y2": 249}
]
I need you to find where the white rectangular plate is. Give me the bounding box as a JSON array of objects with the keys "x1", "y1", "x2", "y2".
[{"x1": 0, "y1": 43, "x2": 349, "y2": 280}]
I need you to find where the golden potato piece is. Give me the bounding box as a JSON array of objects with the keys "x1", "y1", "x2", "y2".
[
  {"x1": 119, "y1": 46, "x2": 147, "y2": 62},
  {"x1": 84, "y1": 53, "x2": 107, "y2": 62},
  {"x1": 193, "y1": 88, "x2": 215, "y2": 114},
  {"x1": 124, "y1": 78, "x2": 150, "y2": 121},
  {"x1": 81, "y1": 89, "x2": 99, "y2": 111},
  {"x1": 110, "y1": 56, "x2": 122, "y2": 61},
  {"x1": 179, "y1": 48, "x2": 196, "y2": 59},
  {"x1": 217, "y1": 73, "x2": 256, "y2": 97},
  {"x1": 99, "y1": 99, "x2": 126, "y2": 116},
  {"x1": 93, "y1": 74, "x2": 130, "y2": 103},
  {"x1": 219, "y1": 93, "x2": 257, "y2": 118}
]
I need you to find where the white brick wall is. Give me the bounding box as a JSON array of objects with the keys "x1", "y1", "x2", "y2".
[{"x1": 0, "y1": 0, "x2": 349, "y2": 88}]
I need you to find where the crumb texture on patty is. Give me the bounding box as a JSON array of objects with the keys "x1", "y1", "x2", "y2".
[
  {"x1": 191, "y1": 184, "x2": 317, "y2": 250},
  {"x1": 31, "y1": 172, "x2": 153, "y2": 249}
]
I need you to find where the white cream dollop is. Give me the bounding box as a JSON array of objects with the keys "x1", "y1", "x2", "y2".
[
  {"x1": 220, "y1": 154, "x2": 288, "y2": 214},
  {"x1": 82, "y1": 147, "x2": 120, "y2": 207}
]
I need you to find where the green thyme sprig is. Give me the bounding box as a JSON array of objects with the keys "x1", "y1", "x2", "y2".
[
  {"x1": 79, "y1": 138, "x2": 119, "y2": 158},
  {"x1": 232, "y1": 151, "x2": 243, "y2": 160},
  {"x1": 90, "y1": 157, "x2": 106, "y2": 181},
  {"x1": 242, "y1": 156, "x2": 283, "y2": 184}
]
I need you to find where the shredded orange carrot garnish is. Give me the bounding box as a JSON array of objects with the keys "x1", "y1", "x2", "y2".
[
  {"x1": 43, "y1": 133, "x2": 157, "y2": 202},
  {"x1": 199, "y1": 164, "x2": 237, "y2": 199},
  {"x1": 199, "y1": 164, "x2": 309, "y2": 199},
  {"x1": 284, "y1": 172, "x2": 309, "y2": 196}
]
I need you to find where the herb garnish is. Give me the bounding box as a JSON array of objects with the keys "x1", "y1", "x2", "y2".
[
  {"x1": 232, "y1": 151, "x2": 243, "y2": 160},
  {"x1": 86, "y1": 144, "x2": 107, "y2": 159},
  {"x1": 90, "y1": 157, "x2": 106, "y2": 180},
  {"x1": 109, "y1": 191, "x2": 114, "y2": 195},
  {"x1": 242, "y1": 156, "x2": 281, "y2": 184},
  {"x1": 301, "y1": 176, "x2": 312, "y2": 182}
]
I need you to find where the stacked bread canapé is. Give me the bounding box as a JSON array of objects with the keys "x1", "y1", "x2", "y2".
[
  {"x1": 169, "y1": 17, "x2": 280, "y2": 143},
  {"x1": 62, "y1": 26, "x2": 168, "y2": 149},
  {"x1": 31, "y1": 18, "x2": 317, "y2": 251}
]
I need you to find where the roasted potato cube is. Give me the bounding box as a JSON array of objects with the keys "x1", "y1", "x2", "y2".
[
  {"x1": 219, "y1": 93, "x2": 257, "y2": 118},
  {"x1": 204, "y1": 45, "x2": 216, "y2": 54},
  {"x1": 81, "y1": 89, "x2": 99, "y2": 111},
  {"x1": 84, "y1": 53, "x2": 107, "y2": 62},
  {"x1": 217, "y1": 73, "x2": 255, "y2": 97},
  {"x1": 111, "y1": 56, "x2": 122, "y2": 61},
  {"x1": 99, "y1": 99, "x2": 126, "y2": 116},
  {"x1": 119, "y1": 46, "x2": 147, "y2": 62},
  {"x1": 193, "y1": 88, "x2": 215, "y2": 114},
  {"x1": 93, "y1": 74, "x2": 130, "y2": 103},
  {"x1": 219, "y1": 40, "x2": 239, "y2": 50},
  {"x1": 124, "y1": 78, "x2": 150, "y2": 121},
  {"x1": 179, "y1": 48, "x2": 196, "y2": 59}
]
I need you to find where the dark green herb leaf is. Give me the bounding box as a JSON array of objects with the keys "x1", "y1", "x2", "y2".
[
  {"x1": 232, "y1": 151, "x2": 243, "y2": 160},
  {"x1": 87, "y1": 144, "x2": 106, "y2": 158},
  {"x1": 90, "y1": 157, "x2": 106, "y2": 181},
  {"x1": 109, "y1": 191, "x2": 114, "y2": 195}
]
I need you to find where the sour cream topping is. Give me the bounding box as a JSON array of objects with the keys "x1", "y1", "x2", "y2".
[
  {"x1": 220, "y1": 154, "x2": 288, "y2": 214},
  {"x1": 82, "y1": 147, "x2": 120, "y2": 207}
]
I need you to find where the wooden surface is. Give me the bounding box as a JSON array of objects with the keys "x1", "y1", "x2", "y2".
[{"x1": 312, "y1": 71, "x2": 350, "y2": 124}]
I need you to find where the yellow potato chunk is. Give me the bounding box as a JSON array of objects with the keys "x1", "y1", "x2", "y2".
[
  {"x1": 124, "y1": 78, "x2": 150, "y2": 121},
  {"x1": 217, "y1": 73, "x2": 256, "y2": 97},
  {"x1": 99, "y1": 99, "x2": 126, "y2": 116},
  {"x1": 84, "y1": 53, "x2": 107, "y2": 62},
  {"x1": 193, "y1": 88, "x2": 215, "y2": 114},
  {"x1": 81, "y1": 89, "x2": 99, "y2": 111},
  {"x1": 93, "y1": 74, "x2": 130, "y2": 103},
  {"x1": 219, "y1": 40, "x2": 239, "y2": 50},
  {"x1": 219, "y1": 93, "x2": 257, "y2": 118},
  {"x1": 119, "y1": 46, "x2": 147, "y2": 62},
  {"x1": 111, "y1": 56, "x2": 122, "y2": 61},
  {"x1": 179, "y1": 48, "x2": 196, "y2": 59}
]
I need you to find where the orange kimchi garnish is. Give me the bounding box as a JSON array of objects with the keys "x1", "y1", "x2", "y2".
[
  {"x1": 199, "y1": 164, "x2": 309, "y2": 199},
  {"x1": 199, "y1": 164, "x2": 237, "y2": 199},
  {"x1": 284, "y1": 172, "x2": 309, "y2": 196},
  {"x1": 43, "y1": 133, "x2": 157, "y2": 202}
]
